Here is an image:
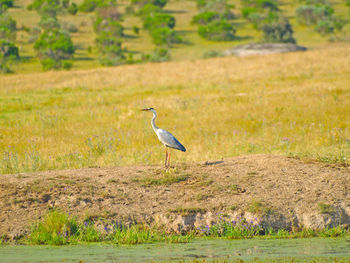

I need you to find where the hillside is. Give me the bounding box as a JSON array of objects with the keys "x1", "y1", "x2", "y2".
[
  {"x1": 4, "y1": 0, "x2": 350, "y2": 73},
  {"x1": 1, "y1": 154, "x2": 350, "y2": 239}
]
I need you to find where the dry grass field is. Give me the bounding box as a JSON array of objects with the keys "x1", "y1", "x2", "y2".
[{"x1": 0, "y1": 44, "x2": 350, "y2": 174}]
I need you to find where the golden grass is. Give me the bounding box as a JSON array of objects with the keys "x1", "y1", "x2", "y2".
[{"x1": 1, "y1": 44, "x2": 350, "y2": 173}]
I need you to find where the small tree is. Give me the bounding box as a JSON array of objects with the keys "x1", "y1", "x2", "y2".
[
  {"x1": 0, "y1": 14, "x2": 16, "y2": 41},
  {"x1": 261, "y1": 17, "x2": 296, "y2": 43},
  {"x1": 79, "y1": 0, "x2": 116, "y2": 12},
  {"x1": 191, "y1": 11, "x2": 220, "y2": 25},
  {"x1": 151, "y1": 27, "x2": 181, "y2": 46},
  {"x1": 198, "y1": 20, "x2": 236, "y2": 41},
  {"x1": 67, "y1": 2, "x2": 78, "y2": 14},
  {"x1": 0, "y1": 0, "x2": 14, "y2": 9},
  {"x1": 34, "y1": 29, "x2": 75, "y2": 70},
  {"x1": 0, "y1": 39, "x2": 19, "y2": 72},
  {"x1": 143, "y1": 13, "x2": 175, "y2": 30},
  {"x1": 95, "y1": 31, "x2": 125, "y2": 65},
  {"x1": 28, "y1": 0, "x2": 61, "y2": 16},
  {"x1": 136, "y1": 3, "x2": 162, "y2": 19}
]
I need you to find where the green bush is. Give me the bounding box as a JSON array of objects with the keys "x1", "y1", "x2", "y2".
[
  {"x1": 0, "y1": 14, "x2": 16, "y2": 40},
  {"x1": 62, "y1": 0, "x2": 69, "y2": 8},
  {"x1": 79, "y1": 0, "x2": 115, "y2": 12},
  {"x1": 261, "y1": 17, "x2": 296, "y2": 43},
  {"x1": 315, "y1": 18, "x2": 345, "y2": 35},
  {"x1": 143, "y1": 13, "x2": 175, "y2": 30},
  {"x1": 136, "y1": 3, "x2": 162, "y2": 19},
  {"x1": 94, "y1": 17, "x2": 123, "y2": 37},
  {"x1": 29, "y1": 0, "x2": 61, "y2": 16},
  {"x1": 241, "y1": 6, "x2": 258, "y2": 18},
  {"x1": 0, "y1": 39, "x2": 19, "y2": 59},
  {"x1": 191, "y1": 11, "x2": 220, "y2": 25},
  {"x1": 38, "y1": 15, "x2": 60, "y2": 30},
  {"x1": 196, "y1": 0, "x2": 235, "y2": 20},
  {"x1": 95, "y1": 31, "x2": 125, "y2": 65},
  {"x1": 61, "y1": 21, "x2": 78, "y2": 33},
  {"x1": 150, "y1": 27, "x2": 181, "y2": 46},
  {"x1": 34, "y1": 29, "x2": 75, "y2": 69},
  {"x1": 131, "y1": 0, "x2": 168, "y2": 8},
  {"x1": 132, "y1": 25, "x2": 139, "y2": 34},
  {"x1": 0, "y1": 0, "x2": 14, "y2": 8},
  {"x1": 67, "y1": 2, "x2": 78, "y2": 14},
  {"x1": 296, "y1": 4, "x2": 333, "y2": 25},
  {"x1": 198, "y1": 20, "x2": 236, "y2": 41}
]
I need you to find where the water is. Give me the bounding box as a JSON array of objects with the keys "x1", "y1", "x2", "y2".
[{"x1": 1, "y1": 238, "x2": 350, "y2": 262}]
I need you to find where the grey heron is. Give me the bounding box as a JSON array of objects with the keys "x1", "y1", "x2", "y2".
[{"x1": 141, "y1": 108, "x2": 186, "y2": 168}]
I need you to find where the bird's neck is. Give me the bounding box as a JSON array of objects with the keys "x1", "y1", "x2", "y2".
[{"x1": 151, "y1": 112, "x2": 159, "y2": 132}]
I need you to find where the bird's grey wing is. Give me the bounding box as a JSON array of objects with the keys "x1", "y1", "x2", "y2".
[{"x1": 157, "y1": 129, "x2": 186, "y2": 152}]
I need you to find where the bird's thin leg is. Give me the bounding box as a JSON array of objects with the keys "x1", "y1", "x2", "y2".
[
  {"x1": 168, "y1": 150, "x2": 171, "y2": 168},
  {"x1": 165, "y1": 146, "x2": 168, "y2": 168}
]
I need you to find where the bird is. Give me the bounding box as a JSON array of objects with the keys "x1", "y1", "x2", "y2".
[{"x1": 141, "y1": 107, "x2": 186, "y2": 168}]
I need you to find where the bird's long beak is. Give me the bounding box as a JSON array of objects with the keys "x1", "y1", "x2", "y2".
[{"x1": 140, "y1": 108, "x2": 149, "y2": 111}]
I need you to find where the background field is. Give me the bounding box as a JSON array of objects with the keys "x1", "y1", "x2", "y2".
[
  {"x1": 5, "y1": 0, "x2": 350, "y2": 73},
  {"x1": 1, "y1": 43, "x2": 350, "y2": 174}
]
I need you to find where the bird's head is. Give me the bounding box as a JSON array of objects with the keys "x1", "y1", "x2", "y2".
[{"x1": 140, "y1": 107, "x2": 155, "y2": 112}]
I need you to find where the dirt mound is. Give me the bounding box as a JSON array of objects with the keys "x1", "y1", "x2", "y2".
[
  {"x1": 223, "y1": 43, "x2": 307, "y2": 57},
  {"x1": 1, "y1": 155, "x2": 349, "y2": 239}
]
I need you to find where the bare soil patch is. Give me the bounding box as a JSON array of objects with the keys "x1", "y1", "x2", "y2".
[{"x1": 1, "y1": 155, "x2": 349, "y2": 239}]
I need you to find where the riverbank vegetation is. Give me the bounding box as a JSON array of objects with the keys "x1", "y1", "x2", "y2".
[{"x1": 1, "y1": 210, "x2": 349, "y2": 245}]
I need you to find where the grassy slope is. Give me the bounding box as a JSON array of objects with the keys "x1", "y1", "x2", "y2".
[
  {"x1": 0, "y1": 44, "x2": 350, "y2": 173},
  {"x1": 6, "y1": 0, "x2": 350, "y2": 73}
]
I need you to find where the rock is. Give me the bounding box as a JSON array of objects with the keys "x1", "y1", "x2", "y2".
[{"x1": 223, "y1": 43, "x2": 307, "y2": 57}]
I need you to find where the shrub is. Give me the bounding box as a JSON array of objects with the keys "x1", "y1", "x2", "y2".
[
  {"x1": 150, "y1": 47, "x2": 169, "y2": 61},
  {"x1": 150, "y1": 27, "x2": 181, "y2": 46},
  {"x1": 95, "y1": 31, "x2": 125, "y2": 65},
  {"x1": 296, "y1": 5, "x2": 333, "y2": 25},
  {"x1": 62, "y1": 0, "x2": 69, "y2": 8},
  {"x1": 38, "y1": 15, "x2": 60, "y2": 30},
  {"x1": 136, "y1": 3, "x2": 162, "y2": 19},
  {"x1": 0, "y1": 39, "x2": 19, "y2": 60},
  {"x1": 132, "y1": 25, "x2": 139, "y2": 34},
  {"x1": 143, "y1": 13, "x2": 175, "y2": 30},
  {"x1": 34, "y1": 29, "x2": 75, "y2": 69},
  {"x1": 94, "y1": 17, "x2": 123, "y2": 37},
  {"x1": 0, "y1": 0, "x2": 14, "y2": 8},
  {"x1": 198, "y1": 20, "x2": 236, "y2": 41},
  {"x1": 191, "y1": 11, "x2": 220, "y2": 25},
  {"x1": 61, "y1": 21, "x2": 78, "y2": 33},
  {"x1": 29, "y1": 0, "x2": 61, "y2": 16},
  {"x1": 261, "y1": 17, "x2": 296, "y2": 43},
  {"x1": 67, "y1": 2, "x2": 78, "y2": 14},
  {"x1": 79, "y1": 0, "x2": 115, "y2": 12},
  {"x1": 315, "y1": 18, "x2": 345, "y2": 35},
  {"x1": 131, "y1": 0, "x2": 168, "y2": 8},
  {"x1": 0, "y1": 14, "x2": 16, "y2": 40},
  {"x1": 200, "y1": 0, "x2": 235, "y2": 14}
]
